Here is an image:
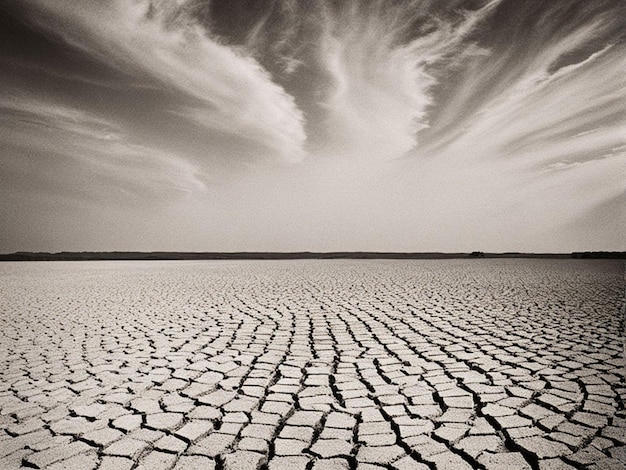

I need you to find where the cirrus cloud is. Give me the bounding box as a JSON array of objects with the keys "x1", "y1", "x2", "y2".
[{"x1": 21, "y1": 0, "x2": 306, "y2": 162}]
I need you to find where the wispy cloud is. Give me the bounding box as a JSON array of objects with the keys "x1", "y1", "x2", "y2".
[
  {"x1": 1, "y1": 0, "x2": 624, "y2": 252},
  {"x1": 22, "y1": 0, "x2": 306, "y2": 162},
  {"x1": 244, "y1": 0, "x2": 304, "y2": 76},
  {"x1": 393, "y1": 2, "x2": 626, "y2": 251},
  {"x1": 419, "y1": 2, "x2": 626, "y2": 165},
  {"x1": 0, "y1": 95, "x2": 205, "y2": 202},
  {"x1": 313, "y1": 0, "x2": 503, "y2": 161}
]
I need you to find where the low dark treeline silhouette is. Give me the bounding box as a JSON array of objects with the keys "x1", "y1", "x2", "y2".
[
  {"x1": 0, "y1": 251, "x2": 623, "y2": 261},
  {"x1": 571, "y1": 251, "x2": 626, "y2": 259}
]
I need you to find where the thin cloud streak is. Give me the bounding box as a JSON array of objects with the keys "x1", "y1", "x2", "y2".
[
  {"x1": 416, "y1": 5, "x2": 625, "y2": 169},
  {"x1": 0, "y1": 95, "x2": 205, "y2": 203},
  {"x1": 22, "y1": 0, "x2": 306, "y2": 162},
  {"x1": 314, "y1": 0, "x2": 504, "y2": 161}
]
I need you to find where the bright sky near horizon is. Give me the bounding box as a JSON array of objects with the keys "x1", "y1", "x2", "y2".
[{"x1": 0, "y1": 0, "x2": 624, "y2": 253}]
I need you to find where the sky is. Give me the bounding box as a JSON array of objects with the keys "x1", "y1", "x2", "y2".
[{"x1": 0, "y1": 0, "x2": 624, "y2": 253}]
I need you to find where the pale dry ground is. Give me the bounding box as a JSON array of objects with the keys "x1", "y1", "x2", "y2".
[{"x1": 0, "y1": 259, "x2": 624, "y2": 470}]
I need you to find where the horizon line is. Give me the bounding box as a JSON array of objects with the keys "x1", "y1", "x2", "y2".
[{"x1": 1, "y1": 251, "x2": 624, "y2": 261}]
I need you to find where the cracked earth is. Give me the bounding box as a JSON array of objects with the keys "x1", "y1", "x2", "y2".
[{"x1": 0, "y1": 259, "x2": 624, "y2": 470}]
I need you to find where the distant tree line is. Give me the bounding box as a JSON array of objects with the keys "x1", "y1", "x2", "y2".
[
  {"x1": 0, "y1": 251, "x2": 624, "y2": 261},
  {"x1": 571, "y1": 252, "x2": 626, "y2": 259}
]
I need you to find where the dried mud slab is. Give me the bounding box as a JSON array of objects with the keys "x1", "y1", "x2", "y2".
[{"x1": 0, "y1": 259, "x2": 624, "y2": 469}]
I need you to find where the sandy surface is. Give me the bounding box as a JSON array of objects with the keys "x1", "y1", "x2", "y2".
[{"x1": 0, "y1": 259, "x2": 624, "y2": 469}]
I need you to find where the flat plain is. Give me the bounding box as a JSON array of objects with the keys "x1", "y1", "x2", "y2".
[{"x1": 0, "y1": 259, "x2": 624, "y2": 470}]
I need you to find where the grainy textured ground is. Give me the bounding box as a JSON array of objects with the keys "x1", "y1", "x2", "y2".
[{"x1": 0, "y1": 259, "x2": 624, "y2": 470}]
